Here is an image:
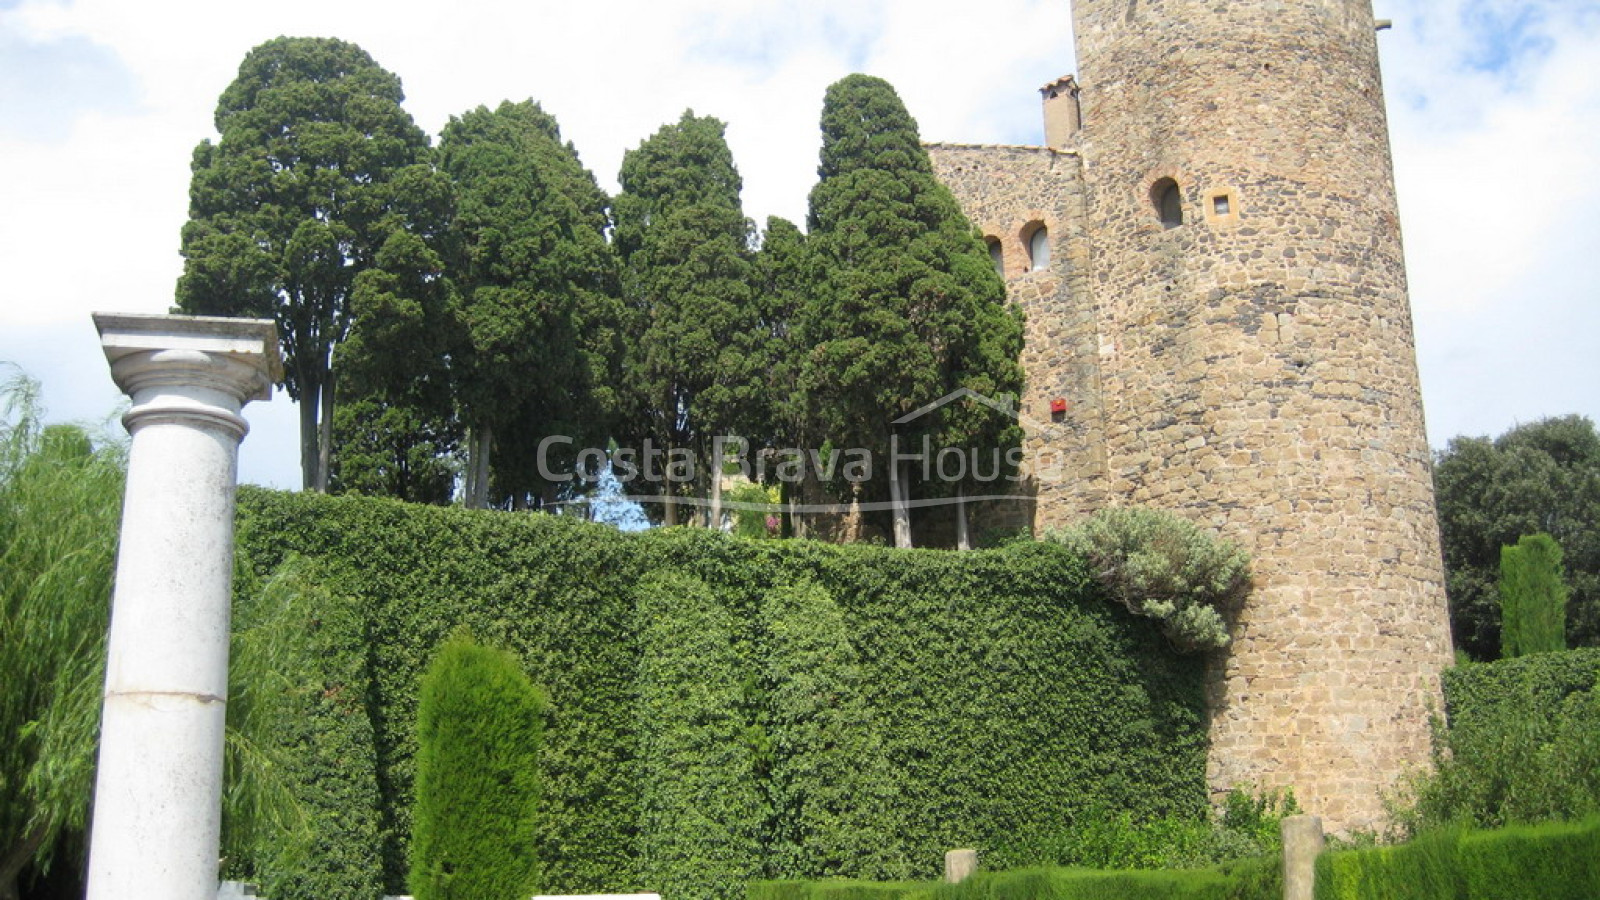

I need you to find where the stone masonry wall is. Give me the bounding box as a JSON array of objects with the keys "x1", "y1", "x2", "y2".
[
  {"x1": 928, "y1": 0, "x2": 1455, "y2": 832},
  {"x1": 926, "y1": 143, "x2": 1108, "y2": 529}
]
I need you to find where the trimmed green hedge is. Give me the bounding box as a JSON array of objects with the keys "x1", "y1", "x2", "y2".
[
  {"x1": 230, "y1": 565, "x2": 385, "y2": 900},
  {"x1": 1458, "y1": 817, "x2": 1600, "y2": 900},
  {"x1": 753, "y1": 857, "x2": 1280, "y2": 900},
  {"x1": 233, "y1": 488, "x2": 1209, "y2": 899},
  {"x1": 750, "y1": 879, "x2": 934, "y2": 900},
  {"x1": 1315, "y1": 817, "x2": 1600, "y2": 900}
]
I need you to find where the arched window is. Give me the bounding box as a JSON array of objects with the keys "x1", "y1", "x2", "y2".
[
  {"x1": 986, "y1": 237, "x2": 1004, "y2": 277},
  {"x1": 1027, "y1": 224, "x2": 1050, "y2": 271},
  {"x1": 1152, "y1": 178, "x2": 1183, "y2": 228}
]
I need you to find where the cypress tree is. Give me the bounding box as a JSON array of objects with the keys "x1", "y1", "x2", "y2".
[
  {"x1": 409, "y1": 632, "x2": 547, "y2": 900},
  {"x1": 802, "y1": 74, "x2": 1023, "y2": 547},
  {"x1": 1500, "y1": 533, "x2": 1569, "y2": 657},
  {"x1": 437, "y1": 100, "x2": 623, "y2": 510},
  {"x1": 751, "y1": 216, "x2": 818, "y2": 537},
  {"x1": 176, "y1": 37, "x2": 443, "y2": 491},
  {"x1": 333, "y1": 217, "x2": 462, "y2": 505},
  {"x1": 613, "y1": 112, "x2": 759, "y2": 526}
]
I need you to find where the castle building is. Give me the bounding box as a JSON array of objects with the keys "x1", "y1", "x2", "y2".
[{"x1": 927, "y1": 0, "x2": 1454, "y2": 831}]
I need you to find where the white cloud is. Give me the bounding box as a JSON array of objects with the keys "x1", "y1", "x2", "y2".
[
  {"x1": 1, "y1": 0, "x2": 1595, "y2": 488},
  {"x1": 1381, "y1": 0, "x2": 1600, "y2": 444}
]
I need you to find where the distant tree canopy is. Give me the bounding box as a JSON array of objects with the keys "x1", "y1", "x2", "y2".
[
  {"x1": 176, "y1": 36, "x2": 444, "y2": 493},
  {"x1": 1435, "y1": 415, "x2": 1600, "y2": 660},
  {"x1": 801, "y1": 74, "x2": 1024, "y2": 548}
]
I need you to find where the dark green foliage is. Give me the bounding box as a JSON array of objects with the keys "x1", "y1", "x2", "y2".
[
  {"x1": 1498, "y1": 533, "x2": 1567, "y2": 657},
  {"x1": 229, "y1": 564, "x2": 385, "y2": 900},
  {"x1": 437, "y1": 100, "x2": 622, "y2": 509},
  {"x1": 409, "y1": 631, "x2": 546, "y2": 900},
  {"x1": 750, "y1": 216, "x2": 815, "y2": 456},
  {"x1": 802, "y1": 74, "x2": 1024, "y2": 546},
  {"x1": 176, "y1": 37, "x2": 445, "y2": 490},
  {"x1": 1047, "y1": 509, "x2": 1252, "y2": 652},
  {"x1": 760, "y1": 579, "x2": 906, "y2": 880},
  {"x1": 334, "y1": 212, "x2": 462, "y2": 505},
  {"x1": 1315, "y1": 818, "x2": 1600, "y2": 900},
  {"x1": 613, "y1": 111, "x2": 759, "y2": 524},
  {"x1": 233, "y1": 488, "x2": 1209, "y2": 897},
  {"x1": 330, "y1": 398, "x2": 459, "y2": 504},
  {"x1": 1395, "y1": 648, "x2": 1600, "y2": 833},
  {"x1": 1433, "y1": 415, "x2": 1600, "y2": 659},
  {"x1": 635, "y1": 573, "x2": 765, "y2": 900}
]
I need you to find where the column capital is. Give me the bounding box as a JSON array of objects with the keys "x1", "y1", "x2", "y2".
[{"x1": 94, "y1": 313, "x2": 282, "y2": 440}]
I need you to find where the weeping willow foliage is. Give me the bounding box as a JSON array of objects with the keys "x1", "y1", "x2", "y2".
[
  {"x1": 0, "y1": 369, "x2": 124, "y2": 896},
  {"x1": 0, "y1": 368, "x2": 306, "y2": 896}
]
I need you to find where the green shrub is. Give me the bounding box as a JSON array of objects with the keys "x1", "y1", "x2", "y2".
[
  {"x1": 756, "y1": 857, "x2": 1280, "y2": 900},
  {"x1": 1045, "y1": 788, "x2": 1297, "y2": 871},
  {"x1": 233, "y1": 488, "x2": 1210, "y2": 896},
  {"x1": 1047, "y1": 508, "x2": 1251, "y2": 651},
  {"x1": 1314, "y1": 828, "x2": 1463, "y2": 900},
  {"x1": 1499, "y1": 533, "x2": 1568, "y2": 657},
  {"x1": 409, "y1": 631, "x2": 546, "y2": 900},
  {"x1": 237, "y1": 565, "x2": 385, "y2": 900},
  {"x1": 1394, "y1": 648, "x2": 1600, "y2": 833},
  {"x1": 726, "y1": 482, "x2": 781, "y2": 538},
  {"x1": 935, "y1": 865, "x2": 1236, "y2": 900}
]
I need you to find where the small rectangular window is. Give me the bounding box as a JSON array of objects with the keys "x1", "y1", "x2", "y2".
[{"x1": 1213, "y1": 195, "x2": 1231, "y2": 216}]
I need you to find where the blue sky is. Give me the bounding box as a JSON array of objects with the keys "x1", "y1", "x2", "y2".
[{"x1": 1, "y1": 0, "x2": 1596, "y2": 490}]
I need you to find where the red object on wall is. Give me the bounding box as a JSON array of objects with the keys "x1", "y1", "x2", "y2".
[{"x1": 1050, "y1": 398, "x2": 1069, "y2": 414}]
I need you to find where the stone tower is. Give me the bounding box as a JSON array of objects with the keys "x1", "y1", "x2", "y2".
[{"x1": 929, "y1": 0, "x2": 1454, "y2": 831}]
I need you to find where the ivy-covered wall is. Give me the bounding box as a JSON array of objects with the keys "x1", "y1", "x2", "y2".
[{"x1": 234, "y1": 489, "x2": 1209, "y2": 900}]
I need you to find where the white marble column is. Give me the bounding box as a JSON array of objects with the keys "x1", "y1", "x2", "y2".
[{"x1": 86, "y1": 313, "x2": 280, "y2": 900}]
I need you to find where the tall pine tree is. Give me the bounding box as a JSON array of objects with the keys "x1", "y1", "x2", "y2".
[
  {"x1": 802, "y1": 74, "x2": 1023, "y2": 547},
  {"x1": 176, "y1": 37, "x2": 442, "y2": 491},
  {"x1": 613, "y1": 112, "x2": 759, "y2": 526}
]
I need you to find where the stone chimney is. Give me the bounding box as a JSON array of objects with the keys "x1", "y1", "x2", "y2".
[{"x1": 1039, "y1": 75, "x2": 1080, "y2": 146}]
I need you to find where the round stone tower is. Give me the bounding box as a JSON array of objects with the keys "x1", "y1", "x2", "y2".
[{"x1": 1068, "y1": 0, "x2": 1454, "y2": 830}]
